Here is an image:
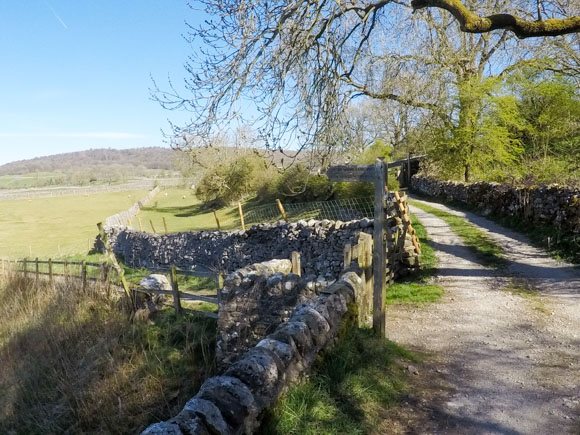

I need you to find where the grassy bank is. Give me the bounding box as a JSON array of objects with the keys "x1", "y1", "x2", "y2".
[
  {"x1": 260, "y1": 328, "x2": 418, "y2": 434},
  {"x1": 0, "y1": 273, "x2": 216, "y2": 434},
  {"x1": 409, "y1": 200, "x2": 506, "y2": 268},
  {"x1": 0, "y1": 190, "x2": 148, "y2": 258},
  {"x1": 387, "y1": 213, "x2": 443, "y2": 304}
]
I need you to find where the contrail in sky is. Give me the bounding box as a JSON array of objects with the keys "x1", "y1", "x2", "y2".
[{"x1": 44, "y1": 1, "x2": 68, "y2": 29}]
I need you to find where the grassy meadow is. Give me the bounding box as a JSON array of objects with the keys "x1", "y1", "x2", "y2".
[
  {"x1": 136, "y1": 188, "x2": 241, "y2": 233},
  {"x1": 0, "y1": 190, "x2": 148, "y2": 259}
]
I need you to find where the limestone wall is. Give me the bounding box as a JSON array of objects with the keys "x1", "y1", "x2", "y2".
[
  {"x1": 411, "y1": 176, "x2": 580, "y2": 234},
  {"x1": 142, "y1": 267, "x2": 364, "y2": 435}
]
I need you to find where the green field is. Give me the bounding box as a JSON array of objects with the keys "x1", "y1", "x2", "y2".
[
  {"x1": 0, "y1": 190, "x2": 148, "y2": 259},
  {"x1": 136, "y1": 188, "x2": 241, "y2": 233}
]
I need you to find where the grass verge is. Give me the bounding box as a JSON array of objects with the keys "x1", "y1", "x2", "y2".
[
  {"x1": 503, "y1": 278, "x2": 550, "y2": 315},
  {"x1": 411, "y1": 192, "x2": 579, "y2": 265},
  {"x1": 387, "y1": 213, "x2": 444, "y2": 305},
  {"x1": 0, "y1": 272, "x2": 216, "y2": 434},
  {"x1": 409, "y1": 200, "x2": 506, "y2": 268},
  {"x1": 260, "y1": 328, "x2": 418, "y2": 434}
]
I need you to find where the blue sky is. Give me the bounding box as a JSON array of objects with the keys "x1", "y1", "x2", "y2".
[{"x1": 0, "y1": 0, "x2": 203, "y2": 165}]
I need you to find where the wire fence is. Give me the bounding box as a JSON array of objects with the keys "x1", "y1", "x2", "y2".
[{"x1": 243, "y1": 197, "x2": 375, "y2": 227}]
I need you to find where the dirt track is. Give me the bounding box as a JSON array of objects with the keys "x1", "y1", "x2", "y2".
[{"x1": 386, "y1": 198, "x2": 580, "y2": 434}]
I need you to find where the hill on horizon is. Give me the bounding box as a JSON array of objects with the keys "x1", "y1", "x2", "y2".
[{"x1": 0, "y1": 147, "x2": 178, "y2": 176}]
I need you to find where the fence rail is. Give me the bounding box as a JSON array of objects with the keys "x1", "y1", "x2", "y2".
[{"x1": 2, "y1": 257, "x2": 221, "y2": 319}]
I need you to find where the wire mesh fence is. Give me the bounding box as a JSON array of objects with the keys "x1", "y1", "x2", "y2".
[{"x1": 243, "y1": 197, "x2": 374, "y2": 227}]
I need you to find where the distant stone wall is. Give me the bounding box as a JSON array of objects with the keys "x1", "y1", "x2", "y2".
[
  {"x1": 411, "y1": 176, "x2": 580, "y2": 234},
  {"x1": 103, "y1": 186, "x2": 160, "y2": 227},
  {"x1": 142, "y1": 268, "x2": 365, "y2": 435},
  {"x1": 105, "y1": 218, "x2": 374, "y2": 278},
  {"x1": 104, "y1": 215, "x2": 420, "y2": 280}
]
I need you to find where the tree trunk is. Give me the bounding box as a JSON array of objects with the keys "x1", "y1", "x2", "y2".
[{"x1": 464, "y1": 163, "x2": 470, "y2": 182}]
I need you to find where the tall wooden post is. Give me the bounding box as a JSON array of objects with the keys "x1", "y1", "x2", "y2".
[
  {"x1": 373, "y1": 159, "x2": 387, "y2": 337},
  {"x1": 137, "y1": 216, "x2": 144, "y2": 231},
  {"x1": 407, "y1": 152, "x2": 411, "y2": 186},
  {"x1": 23, "y1": 258, "x2": 28, "y2": 280},
  {"x1": 163, "y1": 217, "x2": 169, "y2": 234},
  {"x1": 149, "y1": 220, "x2": 157, "y2": 234},
  {"x1": 35, "y1": 257, "x2": 39, "y2": 280}
]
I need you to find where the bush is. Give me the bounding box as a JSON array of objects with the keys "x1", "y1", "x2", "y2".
[{"x1": 258, "y1": 164, "x2": 334, "y2": 203}]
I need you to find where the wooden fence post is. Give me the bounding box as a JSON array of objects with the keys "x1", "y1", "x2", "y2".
[
  {"x1": 149, "y1": 220, "x2": 157, "y2": 234},
  {"x1": 48, "y1": 259, "x2": 53, "y2": 284},
  {"x1": 23, "y1": 258, "x2": 28, "y2": 280},
  {"x1": 213, "y1": 211, "x2": 221, "y2": 231},
  {"x1": 343, "y1": 243, "x2": 352, "y2": 269},
  {"x1": 163, "y1": 217, "x2": 169, "y2": 234},
  {"x1": 291, "y1": 251, "x2": 301, "y2": 276},
  {"x1": 170, "y1": 266, "x2": 182, "y2": 316},
  {"x1": 81, "y1": 261, "x2": 87, "y2": 291},
  {"x1": 216, "y1": 272, "x2": 225, "y2": 303},
  {"x1": 373, "y1": 159, "x2": 387, "y2": 337},
  {"x1": 35, "y1": 257, "x2": 39, "y2": 280},
  {"x1": 276, "y1": 199, "x2": 288, "y2": 221},
  {"x1": 137, "y1": 216, "x2": 144, "y2": 231},
  {"x1": 238, "y1": 201, "x2": 246, "y2": 230}
]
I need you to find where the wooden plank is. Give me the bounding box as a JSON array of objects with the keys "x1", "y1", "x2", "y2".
[
  {"x1": 291, "y1": 251, "x2": 301, "y2": 276},
  {"x1": 372, "y1": 159, "x2": 387, "y2": 337},
  {"x1": 326, "y1": 164, "x2": 375, "y2": 182},
  {"x1": 343, "y1": 243, "x2": 352, "y2": 269}
]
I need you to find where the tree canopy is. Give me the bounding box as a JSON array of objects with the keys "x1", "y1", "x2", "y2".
[{"x1": 155, "y1": 0, "x2": 579, "y2": 181}]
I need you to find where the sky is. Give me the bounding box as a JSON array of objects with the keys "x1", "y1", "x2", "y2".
[{"x1": 0, "y1": 0, "x2": 204, "y2": 165}]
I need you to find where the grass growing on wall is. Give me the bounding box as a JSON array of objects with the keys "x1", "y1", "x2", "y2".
[
  {"x1": 260, "y1": 328, "x2": 418, "y2": 434},
  {"x1": 387, "y1": 213, "x2": 444, "y2": 305},
  {"x1": 0, "y1": 190, "x2": 148, "y2": 259},
  {"x1": 0, "y1": 272, "x2": 216, "y2": 434},
  {"x1": 409, "y1": 200, "x2": 506, "y2": 268}
]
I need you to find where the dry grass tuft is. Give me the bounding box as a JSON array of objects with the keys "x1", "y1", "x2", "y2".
[{"x1": 0, "y1": 269, "x2": 216, "y2": 434}]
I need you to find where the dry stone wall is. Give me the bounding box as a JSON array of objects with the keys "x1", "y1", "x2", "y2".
[
  {"x1": 142, "y1": 267, "x2": 364, "y2": 435},
  {"x1": 103, "y1": 186, "x2": 160, "y2": 227},
  {"x1": 411, "y1": 176, "x2": 580, "y2": 234}
]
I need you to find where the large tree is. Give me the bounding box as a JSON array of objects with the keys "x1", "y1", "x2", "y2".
[{"x1": 154, "y1": 0, "x2": 579, "y2": 177}]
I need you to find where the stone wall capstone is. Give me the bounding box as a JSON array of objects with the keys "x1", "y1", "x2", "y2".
[
  {"x1": 142, "y1": 267, "x2": 364, "y2": 435},
  {"x1": 411, "y1": 176, "x2": 580, "y2": 234}
]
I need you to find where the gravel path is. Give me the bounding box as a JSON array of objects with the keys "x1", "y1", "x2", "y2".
[{"x1": 386, "y1": 199, "x2": 580, "y2": 434}]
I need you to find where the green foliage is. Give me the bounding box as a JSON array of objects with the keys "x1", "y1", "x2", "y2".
[
  {"x1": 196, "y1": 155, "x2": 271, "y2": 206},
  {"x1": 260, "y1": 328, "x2": 417, "y2": 434},
  {"x1": 258, "y1": 164, "x2": 334, "y2": 203},
  {"x1": 431, "y1": 77, "x2": 525, "y2": 181}
]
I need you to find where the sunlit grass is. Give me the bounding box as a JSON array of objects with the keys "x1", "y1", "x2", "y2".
[{"x1": 409, "y1": 200, "x2": 506, "y2": 268}]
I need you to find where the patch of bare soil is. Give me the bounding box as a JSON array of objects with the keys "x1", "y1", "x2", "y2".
[{"x1": 383, "y1": 199, "x2": 580, "y2": 434}]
